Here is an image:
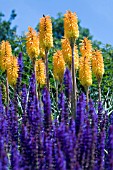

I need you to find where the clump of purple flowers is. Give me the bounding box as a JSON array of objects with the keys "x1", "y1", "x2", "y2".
[{"x1": 0, "y1": 67, "x2": 113, "y2": 170}]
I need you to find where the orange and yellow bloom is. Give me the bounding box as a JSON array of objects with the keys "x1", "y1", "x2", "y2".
[
  {"x1": 26, "y1": 26, "x2": 39, "y2": 60},
  {"x1": 53, "y1": 50, "x2": 65, "y2": 83},
  {"x1": 7, "y1": 56, "x2": 19, "y2": 85},
  {"x1": 36, "y1": 59, "x2": 46, "y2": 85},
  {"x1": 39, "y1": 15, "x2": 53, "y2": 50},
  {"x1": 64, "y1": 10, "x2": 79, "y2": 41},
  {"x1": 0, "y1": 40, "x2": 12, "y2": 72},
  {"x1": 80, "y1": 37, "x2": 92, "y2": 59},
  {"x1": 61, "y1": 38, "x2": 79, "y2": 69},
  {"x1": 79, "y1": 56, "x2": 92, "y2": 89},
  {"x1": 92, "y1": 50, "x2": 104, "y2": 81}
]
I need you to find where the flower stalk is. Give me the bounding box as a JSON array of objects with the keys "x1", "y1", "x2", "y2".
[
  {"x1": 32, "y1": 58, "x2": 38, "y2": 98},
  {"x1": 98, "y1": 79, "x2": 101, "y2": 102},
  {"x1": 6, "y1": 71, "x2": 9, "y2": 106},
  {"x1": 85, "y1": 86, "x2": 89, "y2": 110},
  {"x1": 45, "y1": 49, "x2": 49, "y2": 89},
  {"x1": 70, "y1": 40, "x2": 77, "y2": 120}
]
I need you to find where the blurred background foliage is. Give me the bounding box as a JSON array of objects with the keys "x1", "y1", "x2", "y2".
[{"x1": 0, "y1": 10, "x2": 113, "y2": 113}]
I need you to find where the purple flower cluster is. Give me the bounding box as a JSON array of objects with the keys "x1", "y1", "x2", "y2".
[{"x1": 0, "y1": 71, "x2": 113, "y2": 170}]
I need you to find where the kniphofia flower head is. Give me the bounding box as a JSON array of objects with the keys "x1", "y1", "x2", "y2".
[
  {"x1": 64, "y1": 10, "x2": 79, "y2": 42},
  {"x1": 80, "y1": 37, "x2": 92, "y2": 59},
  {"x1": 92, "y1": 50, "x2": 104, "y2": 81},
  {"x1": 35, "y1": 59, "x2": 46, "y2": 85},
  {"x1": 0, "y1": 40, "x2": 12, "y2": 72},
  {"x1": 39, "y1": 15, "x2": 53, "y2": 50},
  {"x1": 53, "y1": 50, "x2": 65, "y2": 83},
  {"x1": 61, "y1": 38, "x2": 79, "y2": 69},
  {"x1": 79, "y1": 56, "x2": 92, "y2": 89},
  {"x1": 26, "y1": 26, "x2": 39, "y2": 60},
  {"x1": 39, "y1": 46, "x2": 45, "y2": 60},
  {"x1": 7, "y1": 56, "x2": 19, "y2": 85}
]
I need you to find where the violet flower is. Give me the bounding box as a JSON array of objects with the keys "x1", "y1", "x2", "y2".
[
  {"x1": 58, "y1": 92, "x2": 65, "y2": 122},
  {"x1": 63, "y1": 68, "x2": 72, "y2": 100},
  {"x1": 42, "y1": 87, "x2": 52, "y2": 133}
]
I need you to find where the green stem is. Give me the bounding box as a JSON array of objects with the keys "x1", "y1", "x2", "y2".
[
  {"x1": 98, "y1": 80, "x2": 101, "y2": 102},
  {"x1": 6, "y1": 71, "x2": 9, "y2": 107},
  {"x1": 70, "y1": 41, "x2": 77, "y2": 120},
  {"x1": 45, "y1": 49, "x2": 49, "y2": 89},
  {"x1": 86, "y1": 87, "x2": 89, "y2": 111},
  {"x1": 56, "y1": 80, "x2": 58, "y2": 104},
  {"x1": 38, "y1": 83, "x2": 41, "y2": 101},
  {"x1": 32, "y1": 58, "x2": 38, "y2": 98}
]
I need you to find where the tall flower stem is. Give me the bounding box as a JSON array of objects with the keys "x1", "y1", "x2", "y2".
[
  {"x1": 6, "y1": 71, "x2": 9, "y2": 107},
  {"x1": 98, "y1": 80, "x2": 101, "y2": 102},
  {"x1": 56, "y1": 80, "x2": 58, "y2": 104},
  {"x1": 45, "y1": 49, "x2": 49, "y2": 89},
  {"x1": 38, "y1": 83, "x2": 41, "y2": 101},
  {"x1": 70, "y1": 41, "x2": 77, "y2": 120},
  {"x1": 86, "y1": 87, "x2": 89, "y2": 111},
  {"x1": 32, "y1": 58, "x2": 38, "y2": 98}
]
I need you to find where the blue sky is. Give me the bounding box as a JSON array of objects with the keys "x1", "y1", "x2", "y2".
[{"x1": 0, "y1": 0, "x2": 113, "y2": 45}]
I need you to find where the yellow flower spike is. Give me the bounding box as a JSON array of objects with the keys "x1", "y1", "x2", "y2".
[
  {"x1": 39, "y1": 15, "x2": 53, "y2": 50},
  {"x1": 36, "y1": 59, "x2": 46, "y2": 85},
  {"x1": 92, "y1": 50, "x2": 104, "y2": 81},
  {"x1": 74, "y1": 45, "x2": 79, "y2": 70},
  {"x1": 61, "y1": 38, "x2": 72, "y2": 67},
  {"x1": 79, "y1": 56, "x2": 92, "y2": 89},
  {"x1": 39, "y1": 46, "x2": 45, "y2": 60},
  {"x1": 26, "y1": 26, "x2": 39, "y2": 60},
  {"x1": 61, "y1": 38, "x2": 79, "y2": 70},
  {"x1": 64, "y1": 10, "x2": 79, "y2": 42},
  {"x1": 0, "y1": 40, "x2": 12, "y2": 72},
  {"x1": 7, "y1": 56, "x2": 19, "y2": 85},
  {"x1": 53, "y1": 50, "x2": 65, "y2": 83},
  {"x1": 80, "y1": 37, "x2": 92, "y2": 59}
]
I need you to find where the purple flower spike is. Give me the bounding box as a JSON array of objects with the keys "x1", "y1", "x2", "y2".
[
  {"x1": 76, "y1": 93, "x2": 86, "y2": 135},
  {"x1": 63, "y1": 68, "x2": 72, "y2": 99},
  {"x1": 0, "y1": 86, "x2": 4, "y2": 114},
  {"x1": 18, "y1": 52, "x2": 23, "y2": 81},
  {"x1": 105, "y1": 125, "x2": 113, "y2": 170},
  {"x1": 58, "y1": 92, "x2": 65, "y2": 122},
  {"x1": 45, "y1": 137, "x2": 53, "y2": 169},
  {"x1": 16, "y1": 52, "x2": 23, "y2": 94},
  {"x1": 21, "y1": 84, "x2": 27, "y2": 113},
  {"x1": 42, "y1": 87, "x2": 52, "y2": 133},
  {"x1": 0, "y1": 137, "x2": 9, "y2": 170},
  {"x1": 10, "y1": 142, "x2": 22, "y2": 170}
]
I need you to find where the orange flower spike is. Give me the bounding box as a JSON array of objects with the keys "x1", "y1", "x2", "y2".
[
  {"x1": 26, "y1": 26, "x2": 39, "y2": 60},
  {"x1": 61, "y1": 38, "x2": 79, "y2": 70},
  {"x1": 79, "y1": 56, "x2": 92, "y2": 88},
  {"x1": 64, "y1": 10, "x2": 79, "y2": 41},
  {"x1": 74, "y1": 45, "x2": 79, "y2": 70},
  {"x1": 39, "y1": 15, "x2": 53, "y2": 50},
  {"x1": 92, "y1": 50, "x2": 104, "y2": 81},
  {"x1": 0, "y1": 40, "x2": 12, "y2": 72},
  {"x1": 7, "y1": 56, "x2": 19, "y2": 85},
  {"x1": 61, "y1": 38, "x2": 72, "y2": 67},
  {"x1": 80, "y1": 37, "x2": 92, "y2": 58},
  {"x1": 39, "y1": 46, "x2": 45, "y2": 59},
  {"x1": 53, "y1": 50, "x2": 65, "y2": 83},
  {"x1": 35, "y1": 59, "x2": 46, "y2": 85}
]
